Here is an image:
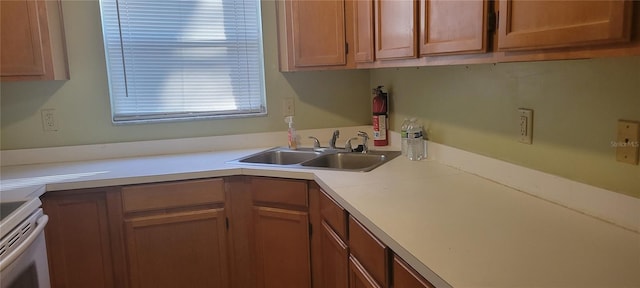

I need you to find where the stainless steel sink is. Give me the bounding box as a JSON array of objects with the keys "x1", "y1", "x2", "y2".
[
  {"x1": 236, "y1": 147, "x2": 321, "y2": 165},
  {"x1": 300, "y1": 152, "x2": 399, "y2": 171},
  {"x1": 228, "y1": 147, "x2": 400, "y2": 172}
]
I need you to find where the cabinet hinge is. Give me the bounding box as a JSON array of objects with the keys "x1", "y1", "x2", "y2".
[
  {"x1": 225, "y1": 217, "x2": 229, "y2": 230},
  {"x1": 345, "y1": 43, "x2": 349, "y2": 54}
]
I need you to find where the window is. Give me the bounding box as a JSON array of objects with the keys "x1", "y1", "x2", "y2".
[{"x1": 99, "y1": 0, "x2": 266, "y2": 123}]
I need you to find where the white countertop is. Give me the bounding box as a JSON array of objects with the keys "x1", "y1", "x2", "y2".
[{"x1": 1, "y1": 147, "x2": 639, "y2": 288}]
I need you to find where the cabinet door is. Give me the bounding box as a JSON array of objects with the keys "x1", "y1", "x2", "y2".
[
  {"x1": 420, "y1": 0, "x2": 487, "y2": 55},
  {"x1": 354, "y1": 0, "x2": 375, "y2": 62},
  {"x1": 320, "y1": 221, "x2": 349, "y2": 288},
  {"x1": 375, "y1": 0, "x2": 418, "y2": 60},
  {"x1": 0, "y1": 0, "x2": 47, "y2": 77},
  {"x1": 349, "y1": 256, "x2": 382, "y2": 288},
  {"x1": 253, "y1": 206, "x2": 311, "y2": 288},
  {"x1": 281, "y1": 0, "x2": 347, "y2": 67},
  {"x1": 498, "y1": 0, "x2": 632, "y2": 50},
  {"x1": 125, "y1": 209, "x2": 229, "y2": 288},
  {"x1": 42, "y1": 190, "x2": 124, "y2": 288},
  {"x1": 348, "y1": 216, "x2": 389, "y2": 288},
  {"x1": 392, "y1": 255, "x2": 435, "y2": 288}
]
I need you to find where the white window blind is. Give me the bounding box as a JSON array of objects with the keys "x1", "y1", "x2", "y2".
[{"x1": 100, "y1": 0, "x2": 266, "y2": 123}]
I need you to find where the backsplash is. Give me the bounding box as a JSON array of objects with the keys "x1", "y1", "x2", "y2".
[{"x1": 371, "y1": 56, "x2": 640, "y2": 198}]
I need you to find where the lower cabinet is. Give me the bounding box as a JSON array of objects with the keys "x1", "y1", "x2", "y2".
[
  {"x1": 250, "y1": 177, "x2": 312, "y2": 288},
  {"x1": 42, "y1": 187, "x2": 124, "y2": 288},
  {"x1": 392, "y1": 255, "x2": 435, "y2": 288},
  {"x1": 43, "y1": 176, "x2": 436, "y2": 288},
  {"x1": 121, "y1": 179, "x2": 229, "y2": 288},
  {"x1": 348, "y1": 215, "x2": 390, "y2": 288}
]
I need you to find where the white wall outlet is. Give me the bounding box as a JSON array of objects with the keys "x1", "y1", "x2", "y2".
[
  {"x1": 518, "y1": 108, "x2": 533, "y2": 144},
  {"x1": 283, "y1": 97, "x2": 295, "y2": 116},
  {"x1": 41, "y1": 108, "x2": 59, "y2": 131}
]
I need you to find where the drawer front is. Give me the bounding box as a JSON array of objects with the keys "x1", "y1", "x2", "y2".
[
  {"x1": 348, "y1": 216, "x2": 389, "y2": 288},
  {"x1": 392, "y1": 255, "x2": 435, "y2": 288},
  {"x1": 122, "y1": 178, "x2": 225, "y2": 213},
  {"x1": 251, "y1": 177, "x2": 308, "y2": 208},
  {"x1": 320, "y1": 190, "x2": 348, "y2": 241}
]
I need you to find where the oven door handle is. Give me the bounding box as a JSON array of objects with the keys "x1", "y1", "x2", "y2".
[{"x1": 0, "y1": 215, "x2": 49, "y2": 271}]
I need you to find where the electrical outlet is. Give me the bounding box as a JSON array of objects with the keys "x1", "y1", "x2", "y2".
[
  {"x1": 615, "y1": 120, "x2": 639, "y2": 165},
  {"x1": 518, "y1": 108, "x2": 533, "y2": 144},
  {"x1": 283, "y1": 98, "x2": 295, "y2": 116},
  {"x1": 41, "y1": 109, "x2": 59, "y2": 131}
]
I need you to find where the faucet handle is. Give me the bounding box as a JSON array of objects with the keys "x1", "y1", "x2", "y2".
[
  {"x1": 357, "y1": 131, "x2": 369, "y2": 153},
  {"x1": 308, "y1": 136, "x2": 321, "y2": 148},
  {"x1": 345, "y1": 137, "x2": 360, "y2": 152}
]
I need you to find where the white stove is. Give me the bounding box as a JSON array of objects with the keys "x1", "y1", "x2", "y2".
[{"x1": 0, "y1": 197, "x2": 51, "y2": 288}]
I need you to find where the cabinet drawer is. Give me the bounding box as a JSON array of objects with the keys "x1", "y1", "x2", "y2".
[
  {"x1": 251, "y1": 177, "x2": 308, "y2": 208},
  {"x1": 320, "y1": 190, "x2": 348, "y2": 241},
  {"x1": 122, "y1": 178, "x2": 225, "y2": 213},
  {"x1": 393, "y1": 255, "x2": 435, "y2": 288},
  {"x1": 348, "y1": 216, "x2": 389, "y2": 288}
]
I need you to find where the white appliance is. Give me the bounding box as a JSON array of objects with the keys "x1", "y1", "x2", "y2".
[{"x1": 0, "y1": 197, "x2": 51, "y2": 288}]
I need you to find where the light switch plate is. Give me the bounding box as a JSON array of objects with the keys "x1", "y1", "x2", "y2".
[
  {"x1": 518, "y1": 108, "x2": 533, "y2": 144},
  {"x1": 616, "y1": 120, "x2": 639, "y2": 165}
]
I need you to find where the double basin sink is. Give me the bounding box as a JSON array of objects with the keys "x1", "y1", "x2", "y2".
[{"x1": 228, "y1": 147, "x2": 401, "y2": 172}]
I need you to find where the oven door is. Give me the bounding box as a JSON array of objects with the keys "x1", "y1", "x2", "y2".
[{"x1": 0, "y1": 209, "x2": 50, "y2": 288}]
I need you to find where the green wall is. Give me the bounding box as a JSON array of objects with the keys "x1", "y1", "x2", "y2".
[
  {"x1": 0, "y1": 0, "x2": 370, "y2": 150},
  {"x1": 371, "y1": 57, "x2": 640, "y2": 198},
  {"x1": 1, "y1": 1, "x2": 638, "y2": 197}
]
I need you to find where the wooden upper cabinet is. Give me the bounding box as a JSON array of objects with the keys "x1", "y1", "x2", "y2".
[
  {"x1": 354, "y1": 0, "x2": 375, "y2": 62},
  {"x1": 375, "y1": 0, "x2": 418, "y2": 60},
  {"x1": 0, "y1": 0, "x2": 68, "y2": 81},
  {"x1": 420, "y1": 0, "x2": 488, "y2": 55},
  {"x1": 277, "y1": 0, "x2": 347, "y2": 70},
  {"x1": 498, "y1": 0, "x2": 633, "y2": 51}
]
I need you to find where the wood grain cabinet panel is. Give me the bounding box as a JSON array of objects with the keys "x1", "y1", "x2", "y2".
[
  {"x1": 250, "y1": 177, "x2": 312, "y2": 288},
  {"x1": 124, "y1": 209, "x2": 229, "y2": 288},
  {"x1": 392, "y1": 255, "x2": 435, "y2": 288},
  {"x1": 253, "y1": 207, "x2": 311, "y2": 288},
  {"x1": 348, "y1": 216, "x2": 389, "y2": 288},
  {"x1": 498, "y1": 0, "x2": 633, "y2": 50},
  {"x1": 277, "y1": 0, "x2": 347, "y2": 70},
  {"x1": 420, "y1": 0, "x2": 487, "y2": 55},
  {"x1": 0, "y1": 0, "x2": 68, "y2": 81},
  {"x1": 375, "y1": 0, "x2": 418, "y2": 60},
  {"x1": 349, "y1": 255, "x2": 383, "y2": 288},
  {"x1": 42, "y1": 188, "x2": 124, "y2": 288},
  {"x1": 354, "y1": 0, "x2": 375, "y2": 62},
  {"x1": 320, "y1": 221, "x2": 349, "y2": 288},
  {"x1": 121, "y1": 179, "x2": 229, "y2": 288}
]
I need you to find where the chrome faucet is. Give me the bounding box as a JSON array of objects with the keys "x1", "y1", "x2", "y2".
[
  {"x1": 345, "y1": 137, "x2": 360, "y2": 152},
  {"x1": 329, "y1": 130, "x2": 340, "y2": 149},
  {"x1": 357, "y1": 131, "x2": 369, "y2": 153},
  {"x1": 308, "y1": 136, "x2": 321, "y2": 148}
]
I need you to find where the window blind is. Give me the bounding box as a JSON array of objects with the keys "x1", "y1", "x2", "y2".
[{"x1": 100, "y1": 0, "x2": 266, "y2": 123}]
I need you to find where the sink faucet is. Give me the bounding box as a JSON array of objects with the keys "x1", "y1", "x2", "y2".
[
  {"x1": 308, "y1": 136, "x2": 321, "y2": 148},
  {"x1": 329, "y1": 130, "x2": 340, "y2": 149},
  {"x1": 357, "y1": 131, "x2": 369, "y2": 153}
]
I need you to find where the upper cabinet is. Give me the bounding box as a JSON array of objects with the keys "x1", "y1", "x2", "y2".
[
  {"x1": 420, "y1": 0, "x2": 488, "y2": 55},
  {"x1": 374, "y1": 0, "x2": 419, "y2": 60},
  {"x1": 276, "y1": 0, "x2": 348, "y2": 71},
  {"x1": 498, "y1": 0, "x2": 633, "y2": 50},
  {"x1": 353, "y1": 0, "x2": 375, "y2": 63},
  {"x1": 0, "y1": 0, "x2": 69, "y2": 81},
  {"x1": 276, "y1": 0, "x2": 638, "y2": 70}
]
